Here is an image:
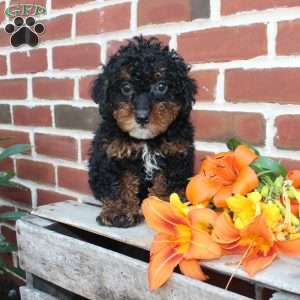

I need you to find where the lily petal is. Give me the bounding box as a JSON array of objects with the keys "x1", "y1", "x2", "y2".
[
  {"x1": 287, "y1": 170, "x2": 300, "y2": 188},
  {"x1": 179, "y1": 259, "x2": 208, "y2": 281},
  {"x1": 276, "y1": 238, "x2": 300, "y2": 256},
  {"x1": 151, "y1": 233, "x2": 175, "y2": 256},
  {"x1": 142, "y1": 196, "x2": 187, "y2": 236},
  {"x1": 232, "y1": 166, "x2": 259, "y2": 196},
  {"x1": 184, "y1": 230, "x2": 222, "y2": 260},
  {"x1": 241, "y1": 215, "x2": 274, "y2": 247},
  {"x1": 213, "y1": 185, "x2": 233, "y2": 208},
  {"x1": 242, "y1": 248, "x2": 277, "y2": 277},
  {"x1": 148, "y1": 245, "x2": 183, "y2": 290},
  {"x1": 213, "y1": 213, "x2": 240, "y2": 244},
  {"x1": 234, "y1": 145, "x2": 258, "y2": 170},
  {"x1": 186, "y1": 175, "x2": 221, "y2": 205},
  {"x1": 188, "y1": 208, "x2": 218, "y2": 231}
]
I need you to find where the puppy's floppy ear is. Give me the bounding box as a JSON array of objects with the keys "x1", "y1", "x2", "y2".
[
  {"x1": 91, "y1": 73, "x2": 109, "y2": 115},
  {"x1": 182, "y1": 76, "x2": 197, "y2": 115}
]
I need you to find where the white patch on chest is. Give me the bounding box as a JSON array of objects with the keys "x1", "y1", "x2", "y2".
[{"x1": 142, "y1": 144, "x2": 163, "y2": 180}]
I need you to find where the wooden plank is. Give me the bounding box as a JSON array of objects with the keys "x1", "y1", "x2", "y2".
[
  {"x1": 17, "y1": 217, "x2": 250, "y2": 300},
  {"x1": 32, "y1": 200, "x2": 153, "y2": 250},
  {"x1": 20, "y1": 287, "x2": 58, "y2": 300},
  {"x1": 271, "y1": 292, "x2": 300, "y2": 300},
  {"x1": 32, "y1": 200, "x2": 300, "y2": 295}
]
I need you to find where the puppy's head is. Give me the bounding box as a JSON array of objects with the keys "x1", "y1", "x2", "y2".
[{"x1": 92, "y1": 36, "x2": 196, "y2": 140}]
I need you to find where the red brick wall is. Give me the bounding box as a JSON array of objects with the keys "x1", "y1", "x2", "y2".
[{"x1": 1, "y1": 0, "x2": 300, "y2": 271}]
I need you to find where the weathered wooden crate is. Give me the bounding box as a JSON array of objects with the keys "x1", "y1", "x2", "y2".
[{"x1": 17, "y1": 200, "x2": 300, "y2": 300}]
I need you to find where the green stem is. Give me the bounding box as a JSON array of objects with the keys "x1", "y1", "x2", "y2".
[{"x1": 257, "y1": 170, "x2": 274, "y2": 177}]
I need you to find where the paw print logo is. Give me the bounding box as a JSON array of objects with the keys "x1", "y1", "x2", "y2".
[{"x1": 5, "y1": 16, "x2": 45, "y2": 47}]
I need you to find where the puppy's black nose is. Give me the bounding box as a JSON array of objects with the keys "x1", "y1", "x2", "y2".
[{"x1": 136, "y1": 110, "x2": 149, "y2": 125}]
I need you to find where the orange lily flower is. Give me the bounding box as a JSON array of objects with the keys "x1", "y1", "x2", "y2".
[
  {"x1": 287, "y1": 170, "x2": 300, "y2": 188},
  {"x1": 213, "y1": 213, "x2": 300, "y2": 276},
  {"x1": 142, "y1": 196, "x2": 222, "y2": 290},
  {"x1": 186, "y1": 145, "x2": 259, "y2": 208}
]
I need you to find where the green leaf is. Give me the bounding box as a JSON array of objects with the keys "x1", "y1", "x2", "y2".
[
  {"x1": 251, "y1": 156, "x2": 287, "y2": 177},
  {"x1": 0, "y1": 242, "x2": 17, "y2": 253},
  {"x1": 0, "y1": 171, "x2": 15, "y2": 184},
  {"x1": 0, "y1": 211, "x2": 26, "y2": 221},
  {"x1": 5, "y1": 266, "x2": 25, "y2": 279},
  {"x1": 0, "y1": 180, "x2": 20, "y2": 188},
  {"x1": 0, "y1": 256, "x2": 5, "y2": 267},
  {"x1": 0, "y1": 144, "x2": 30, "y2": 161},
  {"x1": 226, "y1": 138, "x2": 260, "y2": 155}
]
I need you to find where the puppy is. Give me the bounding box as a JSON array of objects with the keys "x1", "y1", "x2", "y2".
[{"x1": 88, "y1": 36, "x2": 197, "y2": 228}]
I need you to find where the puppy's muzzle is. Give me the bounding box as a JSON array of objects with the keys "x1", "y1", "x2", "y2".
[{"x1": 134, "y1": 93, "x2": 151, "y2": 126}]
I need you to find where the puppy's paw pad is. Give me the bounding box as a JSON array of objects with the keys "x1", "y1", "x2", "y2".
[{"x1": 97, "y1": 208, "x2": 143, "y2": 228}]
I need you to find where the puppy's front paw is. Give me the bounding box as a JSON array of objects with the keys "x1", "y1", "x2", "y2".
[{"x1": 97, "y1": 207, "x2": 143, "y2": 228}]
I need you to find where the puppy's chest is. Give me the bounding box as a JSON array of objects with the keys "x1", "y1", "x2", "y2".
[{"x1": 141, "y1": 144, "x2": 164, "y2": 180}]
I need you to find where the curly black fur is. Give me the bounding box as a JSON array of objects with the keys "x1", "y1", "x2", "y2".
[{"x1": 88, "y1": 36, "x2": 197, "y2": 227}]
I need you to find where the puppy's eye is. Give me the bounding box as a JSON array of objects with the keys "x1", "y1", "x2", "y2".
[
  {"x1": 121, "y1": 83, "x2": 134, "y2": 96},
  {"x1": 152, "y1": 81, "x2": 168, "y2": 96}
]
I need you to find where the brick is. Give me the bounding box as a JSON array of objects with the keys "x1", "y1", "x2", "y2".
[
  {"x1": 2, "y1": 227, "x2": 16, "y2": 244},
  {"x1": 81, "y1": 139, "x2": 92, "y2": 161},
  {"x1": 0, "y1": 158, "x2": 14, "y2": 172},
  {"x1": 221, "y1": 0, "x2": 300, "y2": 15},
  {"x1": 55, "y1": 105, "x2": 100, "y2": 131},
  {"x1": 77, "y1": 3, "x2": 130, "y2": 36},
  {"x1": 277, "y1": 19, "x2": 300, "y2": 55},
  {"x1": 79, "y1": 76, "x2": 96, "y2": 100},
  {"x1": 53, "y1": 44, "x2": 100, "y2": 70},
  {"x1": 0, "y1": 253, "x2": 13, "y2": 267},
  {"x1": 0, "y1": 79, "x2": 27, "y2": 100},
  {"x1": 16, "y1": 159, "x2": 55, "y2": 185},
  {"x1": 10, "y1": 48, "x2": 47, "y2": 74},
  {"x1": 13, "y1": 106, "x2": 52, "y2": 127},
  {"x1": 33, "y1": 77, "x2": 74, "y2": 100},
  {"x1": 279, "y1": 157, "x2": 300, "y2": 170},
  {"x1": 9, "y1": 0, "x2": 47, "y2": 6},
  {"x1": 42, "y1": 15, "x2": 72, "y2": 41},
  {"x1": 58, "y1": 166, "x2": 92, "y2": 195},
  {"x1": 190, "y1": 70, "x2": 218, "y2": 102},
  {"x1": 191, "y1": 110, "x2": 266, "y2": 145},
  {"x1": 52, "y1": 0, "x2": 93, "y2": 9},
  {"x1": 0, "y1": 130, "x2": 30, "y2": 148},
  {"x1": 138, "y1": 0, "x2": 210, "y2": 26},
  {"x1": 35, "y1": 133, "x2": 78, "y2": 161},
  {"x1": 107, "y1": 40, "x2": 129, "y2": 58},
  {"x1": 0, "y1": 185, "x2": 32, "y2": 205},
  {"x1": 0, "y1": 55, "x2": 7, "y2": 75},
  {"x1": 225, "y1": 68, "x2": 300, "y2": 105},
  {"x1": 107, "y1": 35, "x2": 171, "y2": 58},
  {"x1": 0, "y1": 105, "x2": 11, "y2": 124},
  {"x1": 275, "y1": 115, "x2": 300, "y2": 150},
  {"x1": 0, "y1": 206, "x2": 14, "y2": 214},
  {"x1": 178, "y1": 24, "x2": 267, "y2": 63},
  {"x1": 37, "y1": 189, "x2": 76, "y2": 205},
  {"x1": 0, "y1": 28, "x2": 11, "y2": 47},
  {"x1": 0, "y1": 3, "x2": 5, "y2": 24}
]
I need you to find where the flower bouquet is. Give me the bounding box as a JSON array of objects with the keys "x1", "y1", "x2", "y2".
[{"x1": 142, "y1": 139, "x2": 300, "y2": 291}]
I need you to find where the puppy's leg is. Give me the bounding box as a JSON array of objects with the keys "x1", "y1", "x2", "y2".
[
  {"x1": 148, "y1": 173, "x2": 169, "y2": 201},
  {"x1": 164, "y1": 150, "x2": 194, "y2": 200},
  {"x1": 97, "y1": 171, "x2": 142, "y2": 228},
  {"x1": 148, "y1": 147, "x2": 194, "y2": 201}
]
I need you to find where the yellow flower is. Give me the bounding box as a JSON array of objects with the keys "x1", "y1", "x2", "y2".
[
  {"x1": 261, "y1": 202, "x2": 282, "y2": 229},
  {"x1": 170, "y1": 193, "x2": 204, "y2": 217},
  {"x1": 226, "y1": 192, "x2": 262, "y2": 230}
]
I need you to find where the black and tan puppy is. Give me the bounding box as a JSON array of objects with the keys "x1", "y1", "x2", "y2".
[{"x1": 88, "y1": 36, "x2": 197, "y2": 228}]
